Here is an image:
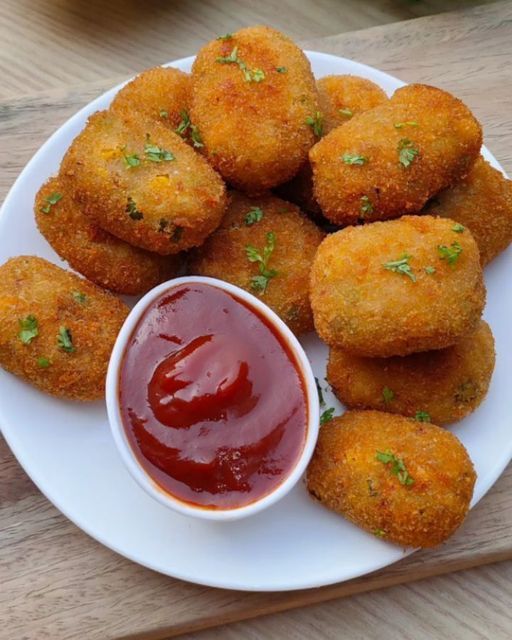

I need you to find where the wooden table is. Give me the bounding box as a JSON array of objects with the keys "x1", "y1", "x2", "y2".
[{"x1": 1, "y1": 2, "x2": 512, "y2": 638}]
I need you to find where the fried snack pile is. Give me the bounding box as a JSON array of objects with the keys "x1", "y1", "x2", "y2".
[{"x1": 2, "y1": 25, "x2": 511, "y2": 547}]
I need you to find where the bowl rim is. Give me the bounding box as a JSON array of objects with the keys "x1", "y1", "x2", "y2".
[{"x1": 105, "y1": 275, "x2": 320, "y2": 521}]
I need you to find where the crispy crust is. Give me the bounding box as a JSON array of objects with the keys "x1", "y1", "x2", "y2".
[
  {"x1": 310, "y1": 215, "x2": 485, "y2": 357},
  {"x1": 190, "y1": 26, "x2": 319, "y2": 193},
  {"x1": 189, "y1": 191, "x2": 324, "y2": 335},
  {"x1": 0, "y1": 256, "x2": 128, "y2": 401},
  {"x1": 310, "y1": 84, "x2": 482, "y2": 225},
  {"x1": 60, "y1": 110, "x2": 226, "y2": 255},
  {"x1": 327, "y1": 320, "x2": 495, "y2": 425},
  {"x1": 306, "y1": 410, "x2": 476, "y2": 548}
]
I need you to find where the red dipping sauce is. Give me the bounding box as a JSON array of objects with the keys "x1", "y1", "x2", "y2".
[{"x1": 119, "y1": 283, "x2": 308, "y2": 510}]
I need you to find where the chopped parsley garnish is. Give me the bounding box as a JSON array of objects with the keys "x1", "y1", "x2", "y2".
[
  {"x1": 244, "y1": 206, "x2": 264, "y2": 226},
  {"x1": 398, "y1": 138, "x2": 419, "y2": 168},
  {"x1": 424, "y1": 266, "x2": 436, "y2": 274},
  {"x1": 175, "y1": 110, "x2": 204, "y2": 148},
  {"x1": 376, "y1": 450, "x2": 414, "y2": 486},
  {"x1": 360, "y1": 195, "x2": 373, "y2": 216},
  {"x1": 19, "y1": 315, "x2": 38, "y2": 344},
  {"x1": 382, "y1": 386, "x2": 395, "y2": 405},
  {"x1": 276, "y1": 66, "x2": 287, "y2": 73},
  {"x1": 452, "y1": 223, "x2": 465, "y2": 233},
  {"x1": 122, "y1": 150, "x2": 141, "y2": 168},
  {"x1": 373, "y1": 528, "x2": 386, "y2": 538},
  {"x1": 383, "y1": 254, "x2": 416, "y2": 281},
  {"x1": 339, "y1": 107, "x2": 353, "y2": 118},
  {"x1": 159, "y1": 109, "x2": 168, "y2": 119},
  {"x1": 216, "y1": 46, "x2": 265, "y2": 82},
  {"x1": 175, "y1": 110, "x2": 191, "y2": 136},
  {"x1": 57, "y1": 326, "x2": 75, "y2": 353},
  {"x1": 414, "y1": 411, "x2": 431, "y2": 422},
  {"x1": 246, "y1": 232, "x2": 278, "y2": 293},
  {"x1": 126, "y1": 197, "x2": 143, "y2": 220},
  {"x1": 305, "y1": 112, "x2": 323, "y2": 137},
  {"x1": 37, "y1": 357, "x2": 51, "y2": 369},
  {"x1": 40, "y1": 192, "x2": 62, "y2": 214},
  {"x1": 217, "y1": 33, "x2": 233, "y2": 41},
  {"x1": 437, "y1": 241, "x2": 462, "y2": 266},
  {"x1": 190, "y1": 125, "x2": 204, "y2": 148},
  {"x1": 394, "y1": 121, "x2": 418, "y2": 129},
  {"x1": 315, "y1": 377, "x2": 325, "y2": 407},
  {"x1": 144, "y1": 139, "x2": 175, "y2": 162},
  {"x1": 72, "y1": 291, "x2": 87, "y2": 304},
  {"x1": 342, "y1": 153, "x2": 367, "y2": 165},
  {"x1": 320, "y1": 407, "x2": 335, "y2": 424}
]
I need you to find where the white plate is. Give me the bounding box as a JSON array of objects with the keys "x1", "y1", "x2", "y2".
[{"x1": 1, "y1": 52, "x2": 511, "y2": 592}]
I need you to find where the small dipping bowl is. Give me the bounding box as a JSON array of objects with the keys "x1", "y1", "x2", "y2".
[{"x1": 106, "y1": 276, "x2": 319, "y2": 521}]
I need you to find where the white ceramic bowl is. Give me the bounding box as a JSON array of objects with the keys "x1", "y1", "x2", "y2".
[{"x1": 106, "y1": 275, "x2": 320, "y2": 521}]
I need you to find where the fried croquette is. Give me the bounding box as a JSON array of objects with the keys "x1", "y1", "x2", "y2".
[
  {"x1": 0, "y1": 256, "x2": 128, "y2": 401},
  {"x1": 310, "y1": 215, "x2": 485, "y2": 357},
  {"x1": 307, "y1": 410, "x2": 476, "y2": 548},
  {"x1": 35, "y1": 177, "x2": 179, "y2": 295},
  {"x1": 327, "y1": 320, "x2": 495, "y2": 425},
  {"x1": 60, "y1": 110, "x2": 226, "y2": 255},
  {"x1": 110, "y1": 66, "x2": 192, "y2": 136},
  {"x1": 189, "y1": 191, "x2": 324, "y2": 335},
  {"x1": 317, "y1": 75, "x2": 389, "y2": 135},
  {"x1": 310, "y1": 84, "x2": 482, "y2": 225},
  {"x1": 191, "y1": 26, "x2": 319, "y2": 193},
  {"x1": 424, "y1": 157, "x2": 512, "y2": 265}
]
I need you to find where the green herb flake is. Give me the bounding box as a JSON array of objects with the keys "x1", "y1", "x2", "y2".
[
  {"x1": 360, "y1": 195, "x2": 373, "y2": 216},
  {"x1": 144, "y1": 137, "x2": 175, "y2": 162},
  {"x1": 315, "y1": 377, "x2": 325, "y2": 407},
  {"x1": 376, "y1": 450, "x2": 414, "y2": 486},
  {"x1": 455, "y1": 380, "x2": 477, "y2": 404},
  {"x1": 244, "y1": 206, "x2": 264, "y2": 226},
  {"x1": 394, "y1": 121, "x2": 418, "y2": 129},
  {"x1": 217, "y1": 33, "x2": 233, "y2": 41},
  {"x1": 276, "y1": 66, "x2": 287, "y2": 73},
  {"x1": 339, "y1": 107, "x2": 353, "y2": 118},
  {"x1": 437, "y1": 241, "x2": 463, "y2": 266},
  {"x1": 245, "y1": 231, "x2": 278, "y2": 294},
  {"x1": 452, "y1": 223, "x2": 465, "y2": 233},
  {"x1": 383, "y1": 254, "x2": 416, "y2": 282},
  {"x1": 320, "y1": 407, "x2": 335, "y2": 424},
  {"x1": 19, "y1": 315, "x2": 39, "y2": 344},
  {"x1": 342, "y1": 153, "x2": 368, "y2": 166},
  {"x1": 424, "y1": 266, "x2": 436, "y2": 275},
  {"x1": 373, "y1": 528, "x2": 386, "y2": 538},
  {"x1": 122, "y1": 151, "x2": 141, "y2": 169},
  {"x1": 414, "y1": 411, "x2": 431, "y2": 422},
  {"x1": 216, "y1": 46, "x2": 265, "y2": 83},
  {"x1": 251, "y1": 69, "x2": 265, "y2": 83},
  {"x1": 37, "y1": 357, "x2": 51, "y2": 369},
  {"x1": 126, "y1": 197, "x2": 143, "y2": 220},
  {"x1": 190, "y1": 125, "x2": 204, "y2": 148},
  {"x1": 382, "y1": 386, "x2": 395, "y2": 405},
  {"x1": 57, "y1": 326, "x2": 75, "y2": 353},
  {"x1": 398, "y1": 138, "x2": 419, "y2": 168},
  {"x1": 159, "y1": 109, "x2": 168, "y2": 119},
  {"x1": 216, "y1": 45, "x2": 239, "y2": 64},
  {"x1": 305, "y1": 112, "x2": 323, "y2": 137},
  {"x1": 175, "y1": 110, "x2": 191, "y2": 136},
  {"x1": 175, "y1": 111, "x2": 204, "y2": 148},
  {"x1": 72, "y1": 291, "x2": 87, "y2": 304},
  {"x1": 40, "y1": 192, "x2": 63, "y2": 214}
]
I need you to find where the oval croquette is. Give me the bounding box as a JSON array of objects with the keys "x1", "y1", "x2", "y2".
[
  {"x1": 424, "y1": 157, "x2": 512, "y2": 265},
  {"x1": 35, "y1": 176, "x2": 180, "y2": 295},
  {"x1": 189, "y1": 191, "x2": 324, "y2": 335},
  {"x1": 0, "y1": 256, "x2": 128, "y2": 401},
  {"x1": 310, "y1": 84, "x2": 482, "y2": 225},
  {"x1": 317, "y1": 75, "x2": 388, "y2": 135},
  {"x1": 327, "y1": 320, "x2": 495, "y2": 425},
  {"x1": 306, "y1": 410, "x2": 476, "y2": 548},
  {"x1": 191, "y1": 26, "x2": 319, "y2": 193},
  {"x1": 310, "y1": 215, "x2": 485, "y2": 357},
  {"x1": 60, "y1": 110, "x2": 226, "y2": 255}
]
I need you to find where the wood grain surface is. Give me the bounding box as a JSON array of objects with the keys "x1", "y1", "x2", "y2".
[{"x1": 1, "y1": 2, "x2": 512, "y2": 639}]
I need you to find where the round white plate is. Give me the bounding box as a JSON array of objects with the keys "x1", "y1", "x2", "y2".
[{"x1": 1, "y1": 52, "x2": 510, "y2": 592}]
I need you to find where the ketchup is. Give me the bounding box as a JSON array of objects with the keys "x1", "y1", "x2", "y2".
[{"x1": 119, "y1": 283, "x2": 308, "y2": 509}]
